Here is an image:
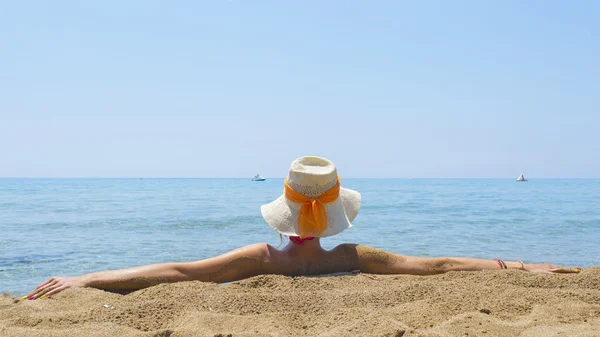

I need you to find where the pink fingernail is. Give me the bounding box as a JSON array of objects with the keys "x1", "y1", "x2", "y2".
[{"x1": 28, "y1": 296, "x2": 34, "y2": 300}]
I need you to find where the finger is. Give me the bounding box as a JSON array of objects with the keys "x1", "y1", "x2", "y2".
[
  {"x1": 26, "y1": 279, "x2": 54, "y2": 298},
  {"x1": 33, "y1": 283, "x2": 60, "y2": 299},
  {"x1": 25, "y1": 281, "x2": 56, "y2": 299},
  {"x1": 28, "y1": 279, "x2": 59, "y2": 299},
  {"x1": 36, "y1": 279, "x2": 59, "y2": 293},
  {"x1": 550, "y1": 267, "x2": 580, "y2": 274},
  {"x1": 44, "y1": 285, "x2": 67, "y2": 298},
  {"x1": 33, "y1": 277, "x2": 56, "y2": 291}
]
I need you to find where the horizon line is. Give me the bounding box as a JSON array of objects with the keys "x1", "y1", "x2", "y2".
[{"x1": 1, "y1": 177, "x2": 599, "y2": 180}]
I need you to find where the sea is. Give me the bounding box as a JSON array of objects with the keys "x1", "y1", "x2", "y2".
[{"x1": 1, "y1": 178, "x2": 599, "y2": 296}]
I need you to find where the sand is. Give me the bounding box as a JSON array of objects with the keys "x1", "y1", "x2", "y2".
[{"x1": 2, "y1": 268, "x2": 600, "y2": 337}]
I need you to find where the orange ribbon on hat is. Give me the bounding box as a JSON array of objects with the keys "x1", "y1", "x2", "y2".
[{"x1": 284, "y1": 176, "x2": 340, "y2": 238}]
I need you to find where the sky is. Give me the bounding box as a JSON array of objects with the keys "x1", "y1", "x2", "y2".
[{"x1": 1, "y1": 1, "x2": 598, "y2": 178}]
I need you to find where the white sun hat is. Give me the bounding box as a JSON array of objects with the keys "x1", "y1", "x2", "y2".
[{"x1": 260, "y1": 156, "x2": 361, "y2": 238}]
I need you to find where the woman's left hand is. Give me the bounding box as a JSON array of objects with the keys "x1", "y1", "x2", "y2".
[
  {"x1": 524, "y1": 263, "x2": 581, "y2": 274},
  {"x1": 25, "y1": 276, "x2": 88, "y2": 300}
]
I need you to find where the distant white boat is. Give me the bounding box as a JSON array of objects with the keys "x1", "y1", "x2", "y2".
[
  {"x1": 516, "y1": 174, "x2": 527, "y2": 182},
  {"x1": 252, "y1": 174, "x2": 266, "y2": 182}
]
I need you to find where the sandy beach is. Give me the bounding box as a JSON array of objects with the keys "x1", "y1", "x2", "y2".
[{"x1": 2, "y1": 268, "x2": 599, "y2": 337}]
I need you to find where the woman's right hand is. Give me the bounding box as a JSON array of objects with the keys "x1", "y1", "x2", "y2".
[{"x1": 25, "y1": 276, "x2": 88, "y2": 300}]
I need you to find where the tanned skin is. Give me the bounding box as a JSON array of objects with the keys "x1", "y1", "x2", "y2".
[{"x1": 27, "y1": 238, "x2": 577, "y2": 299}]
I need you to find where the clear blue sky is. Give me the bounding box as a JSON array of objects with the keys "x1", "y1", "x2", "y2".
[{"x1": 1, "y1": 1, "x2": 598, "y2": 178}]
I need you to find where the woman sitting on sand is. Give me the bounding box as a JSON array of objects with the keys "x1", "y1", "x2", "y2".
[{"x1": 27, "y1": 156, "x2": 579, "y2": 300}]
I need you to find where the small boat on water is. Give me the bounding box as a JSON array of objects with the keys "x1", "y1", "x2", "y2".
[
  {"x1": 252, "y1": 174, "x2": 266, "y2": 181},
  {"x1": 516, "y1": 174, "x2": 527, "y2": 182}
]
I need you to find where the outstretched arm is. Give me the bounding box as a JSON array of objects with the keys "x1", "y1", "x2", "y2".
[
  {"x1": 27, "y1": 243, "x2": 272, "y2": 299},
  {"x1": 354, "y1": 245, "x2": 580, "y2": 275}
]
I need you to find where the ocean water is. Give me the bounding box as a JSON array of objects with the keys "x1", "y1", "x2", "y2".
[{"x1": 1, "y1": 178, "x2": 599, "y2": 296}]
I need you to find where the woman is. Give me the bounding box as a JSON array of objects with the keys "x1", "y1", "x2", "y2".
[{"x1": 26, "y1": 156, "x2": 579, "y2": 300}]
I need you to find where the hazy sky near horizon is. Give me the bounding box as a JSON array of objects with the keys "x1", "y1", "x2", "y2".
[{"x1": 1, "y1": 1, "x2": 598, "y2": 178}]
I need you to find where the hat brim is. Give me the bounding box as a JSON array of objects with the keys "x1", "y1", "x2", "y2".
[{"x1": 260, "y1": 187, "x2": 361, "y2": 238}]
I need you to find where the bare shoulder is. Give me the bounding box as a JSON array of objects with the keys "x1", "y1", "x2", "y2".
[
  {"x1": 331, "y1": 244, "x2": 401, "y2": 262},
  {"x1": 180, "y1": 243, "x2": 280, "y2": 283},
  {"x1": 326, "y1": 244, "x2": 406, "y2": 273},
  {"x1": 235, "y1": 242, "x2": 293, "y2": 261},
  {"x1": 236, "y1": 243, "x2": 272, "y2": 256},
  {"x1": 345, "y1": 244, "x2": 408, "y2": 273},
  {"x1": 193, "y1": 243, "x2": 273, "y2": 267},
  {"x1": 356, "y1": 245, "x2": 405, "y2": 264},
  {"x1": 330, "y1": 243, "x2": 359, "y2": 254}
]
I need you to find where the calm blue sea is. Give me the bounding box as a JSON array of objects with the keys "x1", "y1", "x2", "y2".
[{"x1": 1, "y1": 178, "x2": 599, "y2": 296}]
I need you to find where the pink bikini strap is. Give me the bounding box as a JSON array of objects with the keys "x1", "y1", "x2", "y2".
[{"x1": 289, "y1": 236, "x2": 315, "y2": 245}]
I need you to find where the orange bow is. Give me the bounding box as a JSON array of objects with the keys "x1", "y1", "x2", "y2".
[{"x1": 284, "y1": 177, "x2": 340, "y2": 238}]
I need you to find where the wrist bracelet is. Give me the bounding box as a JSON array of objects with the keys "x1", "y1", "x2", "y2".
[{"x1": 493, "y1": 258, "x2": 507, "y2": 269}]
